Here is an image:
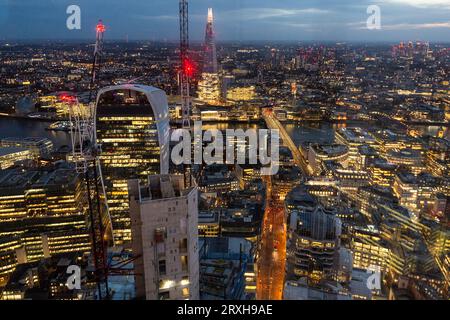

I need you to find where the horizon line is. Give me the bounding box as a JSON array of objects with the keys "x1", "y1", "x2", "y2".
[{"x1": 1, "y1": 39, "x2": 450, "y2": 45}]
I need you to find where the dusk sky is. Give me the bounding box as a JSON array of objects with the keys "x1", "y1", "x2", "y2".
[{"x1": 0, "y1": 0, "x2": 449, "y2": 42}]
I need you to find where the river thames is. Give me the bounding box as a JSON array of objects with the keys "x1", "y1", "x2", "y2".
[
  {"x1": 0, "y1": 117, "x2": 443, "y2": 151},
  {"x1": 0, "y1": 118, "x2": 71, "y2": 148}
]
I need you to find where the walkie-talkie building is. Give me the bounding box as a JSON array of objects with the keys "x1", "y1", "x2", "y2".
[{"x1": 95, "y1": 84, "x2": 170, "y2": 244}]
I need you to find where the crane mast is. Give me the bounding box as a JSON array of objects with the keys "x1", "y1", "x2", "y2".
[
  {"x1": 68, "y1": 20, "x2": 111, "y2": 300},
  {"x1": 179, "y1": 0, "x2": 191, "y2": 129},
  {"x1": 90, "y1": 20, "x2": 105, "y2": 100}
]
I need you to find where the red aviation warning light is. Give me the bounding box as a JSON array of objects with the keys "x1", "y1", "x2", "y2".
[
  {"x1": 183, "y1": 58, "x2": 195, "y2": 78},
  {"x1": 96, "y1": 21, "x2": 106, "y2": 33},
  {"x1": 60, "y1": 94, "x2": 76, "y2": 103}
]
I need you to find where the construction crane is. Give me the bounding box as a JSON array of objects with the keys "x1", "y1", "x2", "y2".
[
  {"x1": 67, "y1": 20, "x2": 112, "y2": 300},
  {"x1": 179, "y1": 0, "x2": 192, "y2": 129},
  {"x1": 89, "y1": 20, "x2": 106, "y2": 101},
  {"x1": 179, "y1": 0, "x2": 196, "y2": 188}
]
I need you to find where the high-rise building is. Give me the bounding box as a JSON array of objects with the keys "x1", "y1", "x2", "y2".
[
  {"x1": 95, "y1": 84, "x2": 170, "y2": 244},
  {"x1": 203, "y1": 8, "x2": 217, "y2": 75},
  {"x1": 198, "y1": 73, "x2": 221, "y2": 105},
  {"x1": 128, "y1": 174, "x2": 199, "y2": 300},
  {"x1": 288, "y1": 206, "x2": 341, "y2": 283},
  {"x1": 286, "y1": 187, "x2": 342, "y2": 283},
  {"x1": 197, "y1": 8, "x2": 221, "y2": 105},
  {"x1": 0, "y1": 166, "x2": 91, "y2": 284}
]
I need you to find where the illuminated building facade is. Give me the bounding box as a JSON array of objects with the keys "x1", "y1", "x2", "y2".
[
  {"x1": 357, "y1": 186, "x2": 398, "y2": 222},
  {"x1": 272, "y1": 167, "x2": 301, "y2": 201},
  {"x1": 308, "y1": 144, "x2": 349, "y2": 175},
  {"x1": 220, "y1": 207, "x2": 261, "y2": 239},
  {"x1": 334, "y1": 168, "x2": 370, "y2": 192},
  {"x1": 308, "y1": 185, "x2": 341, "y2": 209},
  {"x1": 198, "y1": 211, "x2": 220, "y2": 238},
  {"x1": 95, "y1": 84, "x2": 170, "y2": 244},
  {"x1": 368, "y1": 160, "x2": 397, "y2": 187},
  {"x1": 288, "y1": 206, "x2": 341, "y2": 283},
  {"x1": 226, "y1": 86, "x2": 256, "y2": 103},
  {"x1": 198, "y1": 72, "x2": 221, "y2": 105},
  {"x1": 128, "y1": 174, "x2": 199, "y2": 300},
  {"x1": 38, "y1": 93, "x2": 90, "y2": 119},
  {"x1": 198, "y1": 165, "x2": 239, "y2": 194},
  {"x1": 235, "y1": 164, "x2": 261, "y2": 189},
  {"x1": 425, "y1": 137, "x2": 449, "y2": 176},
  {"x1": 385, "y1": 148, "x2": 423, "y2": 175},
  {"x1": 0, "y1": 238, "x2": 25, "y2": 286},
  {"x1": 350, "y1": 225, "x2": 392, "y2": 272},
  {"x1": 393, "y1": 172, "x2": 419, "y2": 213},
  {"x1": 372, "y1": 129, "x2": 423, "y2": 153},
  {"x1": 0, "y1": 148, "x2": 34, "y2": 170},
  {"x1": 0, "y1": 168, "x2": 90, "y2": 283},
  {"x1": 1, "y1": 254, "x2": 91, "y2": 300},
  {"x1": 335, "y1": 128, "x2": 376, "y2": 169},
  {"x1": 0, "y1": 137, "x2": 53, "y2": 157},
  {"x1": 198, "y1": 8, "x2": 221, "y2": 105}
]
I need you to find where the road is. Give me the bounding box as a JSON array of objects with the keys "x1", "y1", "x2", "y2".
[
  {"x1": 256, "y1": 176, "x2": 286, "y2": 300},
  {"x1": 256, "y1": 108, "x2": 312, "y2": 300},
  {"x1": 262, "y1": 109, "x2": 313, "y2": 176}
]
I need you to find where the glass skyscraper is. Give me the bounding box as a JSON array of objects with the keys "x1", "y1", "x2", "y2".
[{"x1": 95, "y1": 84, "x2": 170, "y2": 244}]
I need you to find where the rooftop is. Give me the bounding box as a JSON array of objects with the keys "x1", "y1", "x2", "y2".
[
  {"x1": 0, "y1": 169, "x2": 40, "y2": 191},
  {"x1": 337, "y1": 127, "x2": 376, "y2": 144},
  {"x1": 0, "y1": 147, "x2": 29, "y2": 157},
  {"x1": 1, "y1": 137, "x2": 52, "y2": 144},
  {"x1": 311, "y1": 144, "x2": 349, "y2": 156}
]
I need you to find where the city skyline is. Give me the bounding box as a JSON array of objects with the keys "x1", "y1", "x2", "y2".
[
  {"x1": 0, "y1": 1, "x2": 448, "y2": 303},
  {"x1": 1, "y1": 0, "x2": 450, "y2": 42}
]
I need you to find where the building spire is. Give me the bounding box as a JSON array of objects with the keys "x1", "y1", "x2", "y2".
[
  {"x1": 203, "y1": 7, "x2": 217, "y2": 74},
  {"x1": 208, "y1": 8, "x2": 213, "y2": 24}
]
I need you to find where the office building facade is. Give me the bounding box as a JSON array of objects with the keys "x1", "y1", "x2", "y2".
[{"x1": 95, "y1": 84, "x2": 170, "y2": 244}]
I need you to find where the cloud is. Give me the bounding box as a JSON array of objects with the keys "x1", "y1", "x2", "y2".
[
  {"x1": 281, "y1": 22, "x2": 321, "y2": 33},
  {"x1": 349, "y1": 20, "x2": 450, "y2": 30},
  {"x1": 222, "y1": 8, "x2": 330, "y2": 21},
  {"x1": 284, "y1": 23, "x2": 313, "y2": 28},
  {"x1": 134, "y1": 7, "x2": 330, "y2": 23},
  {"x1": 382, "y1": 21, "x2": 450, "y2": 30},
  {"x1": 375, "y1": 0, "x2": 450, "y2": 9}
]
